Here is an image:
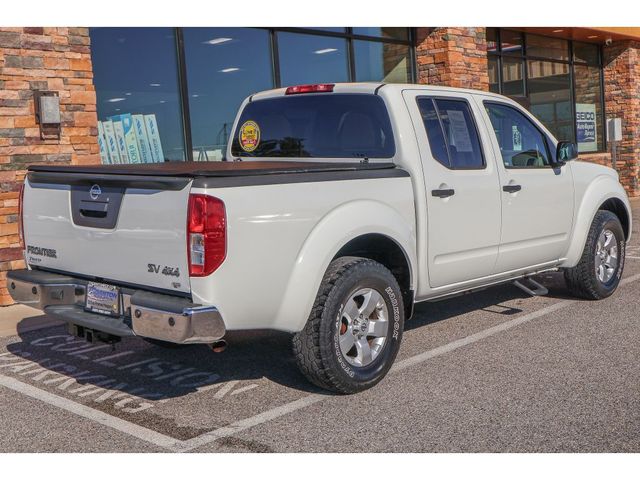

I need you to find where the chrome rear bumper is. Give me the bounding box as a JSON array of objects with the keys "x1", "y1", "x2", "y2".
[{"x1": 6, "y1": 269, "x2": 226, "y2": 344}]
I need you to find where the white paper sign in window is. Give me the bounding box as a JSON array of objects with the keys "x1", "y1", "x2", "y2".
[
  {"x1": 512, "y1": 125, "x2": 523, "y2": 151},
  {"x1": 446, "y1": 110, "x2": 473, "y2": 152}
]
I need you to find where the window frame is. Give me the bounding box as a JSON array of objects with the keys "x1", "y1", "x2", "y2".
[
  {"x1": 486, "y1": 28, "x2": 606, "y2": 154},
  {"x1": 417, "y1": 95, "x2": 487, "y2": 171},
  {"x1": 483, "y1": 100, "x2": 556, "y2": 170}
]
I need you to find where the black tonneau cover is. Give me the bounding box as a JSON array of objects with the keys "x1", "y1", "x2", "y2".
[
  {"x1": 27, "y1": 161, "x2": 409, "y2": 190},
  {"x1": 28, "y1": 161, "x2": 396, "y2": 177}
]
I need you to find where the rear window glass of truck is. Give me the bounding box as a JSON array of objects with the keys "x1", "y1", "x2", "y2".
[{"x1": 231, "y1": 94, "x2": 395, "y2": 159}]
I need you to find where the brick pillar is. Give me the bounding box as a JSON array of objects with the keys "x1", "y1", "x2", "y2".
[
  {"x1": 603, "y1": 40, "x2": 640, "y2": 197},
  {"x1": 0, "y1": 27, "x2": 100, "y2": 306},
  {"x1": 415, "y1": 27, "x2": 489, "y2": 91}
]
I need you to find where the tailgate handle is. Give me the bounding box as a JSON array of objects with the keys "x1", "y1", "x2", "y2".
[{"x1": 79, "y1": 200, "x2": 108, "y2": 218}]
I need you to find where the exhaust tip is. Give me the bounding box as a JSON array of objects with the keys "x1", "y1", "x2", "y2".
[{"x1": 208, "y1": 339, "x2": 227, "y2": 353}]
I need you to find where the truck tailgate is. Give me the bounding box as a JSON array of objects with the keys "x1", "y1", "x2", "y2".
[
  {"x1": 23, "y1": 173, "x2": 192, "y2": 294},
  {"x1": 23, "y1": 160, "x2": 400, "y2": 295}
]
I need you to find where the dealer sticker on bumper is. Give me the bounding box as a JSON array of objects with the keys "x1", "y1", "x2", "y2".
[{"x1": 85, "y1": 282, "x2": 120, "y2": 316}]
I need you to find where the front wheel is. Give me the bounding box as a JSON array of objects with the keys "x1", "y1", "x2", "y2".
[
  {"x1": 293, "y1": 257, "x2": 405, "y2": 394},
  {"x1": 564, "y1": 210, "x2": 626, "y2": 300}
]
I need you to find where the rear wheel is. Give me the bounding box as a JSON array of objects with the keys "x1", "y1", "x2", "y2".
[
  {"x1": 564, "y1": 210, "x2": 626, "y2": 300},
  {"x1": 293, "y1": 257, "x2": 405, "y2": 394}
]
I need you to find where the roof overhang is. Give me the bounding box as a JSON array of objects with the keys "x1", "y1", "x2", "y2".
[{"x1": 512, "y1": 27, "x2": 640, "y2": 44}]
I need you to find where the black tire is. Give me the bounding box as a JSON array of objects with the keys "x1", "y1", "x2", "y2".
[
  {"x1": 293, "y1": 256, "x2": 405, "y2": 394},
  {"x1": 564, "y1": 210, "x2": 626, "y2": 300}
]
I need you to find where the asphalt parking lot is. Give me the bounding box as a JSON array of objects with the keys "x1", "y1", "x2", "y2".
[{"x1": 1, "y1": 199, "x2": 639, "y2": 453}]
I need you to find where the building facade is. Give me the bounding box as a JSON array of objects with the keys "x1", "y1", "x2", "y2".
[{"x1": 1, "y1": 26, "x2": 640, "y2": 305}]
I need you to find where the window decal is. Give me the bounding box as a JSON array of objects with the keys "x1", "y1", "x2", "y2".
[{"x1": 238, "y1": 120, "x2": 261, "y2": 152}]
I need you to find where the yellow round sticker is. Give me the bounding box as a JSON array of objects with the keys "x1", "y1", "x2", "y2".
[{"x1": 239, "y1": 120, "x2": 260, "y2": 152}]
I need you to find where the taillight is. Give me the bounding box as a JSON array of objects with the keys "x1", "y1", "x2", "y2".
[
  {"x1": 187, "y1": 194, "x2": 226, "y2": 277},
  {"x1": 18, "y1": 183, "x2": 25, "y2": 250},
  {"x1": 285, "y1": 83, "x2": 334, "y2": 95}
]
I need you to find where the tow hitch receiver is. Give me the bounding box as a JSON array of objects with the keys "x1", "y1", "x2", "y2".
[{"x1": 68, "y1": 323, "x2": 121, "y2": 346}]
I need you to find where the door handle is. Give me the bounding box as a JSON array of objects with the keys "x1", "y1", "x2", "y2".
[
  {"x1": 431, "y1": 188, "x2": 455, "y2": 198},
  {"x1": 502, "y1": 184, "x2": 522, "y2": 193}
]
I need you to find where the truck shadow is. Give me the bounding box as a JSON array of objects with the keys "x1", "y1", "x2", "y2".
[
  {"x1": 408, "y1": 271, "x2": 574, "y2": 331},
  {"x1": 4, "y1": 272, "x2": 573, "y2": 400}
]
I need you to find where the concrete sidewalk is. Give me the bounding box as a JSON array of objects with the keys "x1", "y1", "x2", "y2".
[{"x1": 0, "y1": 304, "x2": 61, "y2": 337}]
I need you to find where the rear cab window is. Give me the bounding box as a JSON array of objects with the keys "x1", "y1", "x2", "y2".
[{"x1": 231, "y1": 94, "x2": 395, "y2": 159}]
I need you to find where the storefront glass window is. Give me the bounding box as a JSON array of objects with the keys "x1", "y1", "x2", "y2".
[
  {"x1": 525, "y1": 34, "x2": 569, "y2": 61},
  {"x1": 573, "y1": 41, "x2": 599, "y2": 65},
  {"x1": 487, "y1": 29, "x2": 604, "y2": 152},
  {"x1": 527, "y1": 60, "x2": 573, "y2": 142},
  {"x1": 354, "y1": 41, "x2": 411, "y2": 82},
  {"x1": 488, "y1": 56, "x2": 499, "y2": 93},
  {"x1": 501, "y1": 30, "x2": 523, "y2": 56},
  {"x1": 306, "y1": 28, "x2": 346, "y2": 33},
  {"x1": 278, "y1": 32, "x2": 349, "y2": 86},
  {"x1": 91, "y1": 28, "x2": 414, "y2": 162},
  {"x1": 352, "y1": 27, "x2": 409, "y2": 40},
  {"x1": 501, "y1": 57, "x2": 525, "y2": 97},
  {"x1": 486, "y1": 28, "x2": 498, "y2": 54},
  {"x1": 574, "y1": 64, "x2": 604, "y2": 152},
  {"x1": 183, "y1": 28, "x2": 273, "y2": 161},
  {"x1": 90, "y1": 28, "x2": 185, "y2": 163}
]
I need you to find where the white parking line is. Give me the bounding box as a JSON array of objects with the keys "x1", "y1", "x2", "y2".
[
  {"x1": 0, "y1": 374, "x2": 181, "y2": 452},
  {"x1": 2, "y1": 271, "x2": 639, "y2": 452}
]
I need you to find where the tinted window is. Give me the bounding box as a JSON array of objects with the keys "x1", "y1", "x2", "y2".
[
  {"x1": 352, "y1": 27, "x2": 409, "y2": 41},
  {"x1": 231, "y1": 94, "x2": 395, "y2": 159},
  {"x1": 417, "y1": 98, "x2": 450, "y2": 168},
  {"x1": 183, "y1": 28, "x2": 273, "y2": 161},
  {"x1": 501, "y1": 30, "x2": 523, "y2": 56},
  {"x1": 573, "y1": 42, "x2": 599, "y2": 65},
  {"x1": 525, "y1": 34, "x2": 569, "y2": 61},
  {"x1": 353, "y1": 41, "x2": 411, "y2": 83},
  {"x1": 574, "y1": 64, "x2": 604, "y2": 152},
  {"x1": 488, "y1": 56, "x2": 499, "y2": 93},
  {"x1": 277, "y1": 32, "x2": 349, "y2": 86},
  {"x1": 502, "y1": 56, "x2": 525, "y2": 97},
  {"x1": 417, "y1": 98, "x2": 485, "y2": 169},
  {"x1": 527, "y1": 60, "x2": 574, "y2": 143},
  {"x1": 90, "y1": 27, "x2": 186, "y2": 163},
  {"x1": 484, "y1": 102, "x2": 551, "y2": 168}
]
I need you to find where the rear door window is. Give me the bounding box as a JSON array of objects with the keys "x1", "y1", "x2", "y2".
[
  {"x1": 416, "y1": 97, "x2": 485, "y2": 169},
  {"x1": 231, "y1": 94, "x2": 395, "y2": 159}
]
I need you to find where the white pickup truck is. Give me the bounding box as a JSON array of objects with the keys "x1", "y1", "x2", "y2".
[{"x1": 7, "y1": 83, "x2": 631, "y2": 393}]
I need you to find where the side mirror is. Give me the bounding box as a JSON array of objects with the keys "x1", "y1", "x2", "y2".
[{"x1": 556, "y1": 141, "x2": 578, "y2": 165}]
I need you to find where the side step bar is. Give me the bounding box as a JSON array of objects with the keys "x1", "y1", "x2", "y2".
[{"x1": 513, "y1": 277, "x2": 548, "y2": 297}]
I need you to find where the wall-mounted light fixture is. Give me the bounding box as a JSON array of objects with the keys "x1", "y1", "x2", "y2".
[{"x1": 34, "y1": 90, "x2": 61, "y2": 140}]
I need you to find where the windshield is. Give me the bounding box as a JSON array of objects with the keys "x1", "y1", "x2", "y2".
[{"x1": 231, "y1": 94, "x2": 395, "y2": 159}]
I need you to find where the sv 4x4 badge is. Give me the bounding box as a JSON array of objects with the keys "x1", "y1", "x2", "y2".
[{"x1": 148, "y1": 263, "x2": 180, "y2": 278}]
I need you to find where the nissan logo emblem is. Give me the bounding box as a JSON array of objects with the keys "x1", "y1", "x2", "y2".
[{"x1": 89, "y1": 184, "x2": 102, "y2": 200}]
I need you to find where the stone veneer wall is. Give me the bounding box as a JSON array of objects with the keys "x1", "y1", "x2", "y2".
[
  {"x1": 602, "y1": 40, "x2": 640, "y2": 196},
  {"x1": 415, "y1": 27, "x2": 489, "y2": 91},
  {"x1": 0, "y1": 27, "x2": 99, "y2": 305}
]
